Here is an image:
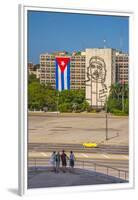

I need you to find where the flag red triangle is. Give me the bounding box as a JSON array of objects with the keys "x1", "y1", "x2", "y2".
[{"x1": 56, "y1": 57, "x2": 70, "y2": 73}]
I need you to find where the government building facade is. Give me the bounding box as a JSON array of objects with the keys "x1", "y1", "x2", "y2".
[
  {"x1": 39, "y1": 48, "x2": 128, "y2": 108},
  {"x1": 40, "y1": 51, "x2": 86, "y2": 90}
]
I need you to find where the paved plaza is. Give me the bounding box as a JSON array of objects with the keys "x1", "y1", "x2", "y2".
[
  {"x1": 28, "y1": 112, "x2": 129, "y2": 146},
  {"x1": 28, "y1": 112, "x2": 129, "y2": 188}
]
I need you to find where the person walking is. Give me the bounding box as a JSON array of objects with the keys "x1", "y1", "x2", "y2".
[
  {"x1": 61, "y1": 150, "x2": 68, "y2": 172},
  {"x1": 50, "y1": 151, "x2": 56, "y2": 172},
  {"x1": 69, "y1": 151, "x2": 75, "y2": 172},
  {"x1": 55, "y1": 152, "x2": 60, "y2": 173}
]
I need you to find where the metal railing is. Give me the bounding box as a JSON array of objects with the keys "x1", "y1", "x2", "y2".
[
  {"x1": 76, "y1": 160, "x2": 128, "y2": 181},
  {"x1": 28, "y1": 158, "x2": 128, "y2": 181}
]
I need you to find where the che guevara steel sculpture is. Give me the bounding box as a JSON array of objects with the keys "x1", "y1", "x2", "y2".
[{"x1": 86, "y1": 56, "x2": 108, "y2": 105}]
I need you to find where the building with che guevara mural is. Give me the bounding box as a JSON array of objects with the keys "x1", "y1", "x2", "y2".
[{"x1": 39, "y1": 48, "x2": 128, "y2": 108}]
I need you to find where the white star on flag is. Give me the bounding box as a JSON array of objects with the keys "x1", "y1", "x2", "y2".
[{"x1": 61, "y1": 61, "x2": 65, "y2": 66}]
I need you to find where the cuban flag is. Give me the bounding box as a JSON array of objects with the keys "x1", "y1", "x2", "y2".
[{"x1": 55, "y1": 57, "x2": 70, "y2": 91}]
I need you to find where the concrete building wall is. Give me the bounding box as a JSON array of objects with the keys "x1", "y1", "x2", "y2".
[
  {"x1": 39, "y1": 49, "x2": 128, "y2": 108},
  {"x1": 40, "y1": 53, "x2": 86, "y2": 90},
  {"x1": 115, "y1": 52, "x2": 129, "y2": 84},
  {"x1": 85, "y1": 48, "x2": 116, "y2": 108},
  {"x1": 70, "y1": 54, "x2": 85, "y2": 90}
]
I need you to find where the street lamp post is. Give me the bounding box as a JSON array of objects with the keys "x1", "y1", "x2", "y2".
[
  {"x1": 105, "y1": 96, "x2": 108, "y2": 140},
  {"x1": 57, "y1": 92, "x2": 59, "y2": 117},
  {"x1": 105, "y1": 112, "x2": 108, "y2": 140},
  {"x1": 122, "y1": 81, "x2": 125, "y2": 112}
]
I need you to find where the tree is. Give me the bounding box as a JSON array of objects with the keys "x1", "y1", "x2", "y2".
[
  {"x1": 109, "y1": 83, "x2": 122, "y2": 100},
  {"x1": 33, "y1": 64, "x2": 40, "y2": 71},
  {"x1": 28, "y1": 74, "x2": 39, "y2": 84},
  {"x1": 58, "y1": 89, "x2": 87, "y2": 112},
  {"x1": 28, "y1": 78, "x2": 90, "y2": 113},
  {"x1": 107, "y1": 83, "x2": 129, "y2": 114},
  {"x1": 28, "y1": 81, "x2": 57, "y2": 111},
  {"x1": 28, "y1": 82, "x2": 45, "y2": 110}
]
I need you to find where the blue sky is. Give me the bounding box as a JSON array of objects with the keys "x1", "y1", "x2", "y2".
[{"x1": 28, "y1": 11, "x2": 129, "y2": 64}]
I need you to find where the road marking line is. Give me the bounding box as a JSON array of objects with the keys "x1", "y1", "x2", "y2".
[
  {"x1": 102, "y1": 154, "x2": 110, "y2": 159},
  {"x1": 41, "y1": 152, "x2": 47, "y2": 157},
  {"x1": 122, "y1": 155, "x2": 128, "y2": 159},
  {"x1": 81, "y1": 153, "x2": 89, "y2": 158}
]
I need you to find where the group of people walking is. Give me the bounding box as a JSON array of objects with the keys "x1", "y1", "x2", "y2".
[{"x1": 50, "y1": 150, "x2": 75, "y2": 173}]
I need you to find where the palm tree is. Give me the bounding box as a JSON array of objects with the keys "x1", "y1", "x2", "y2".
[
  {"x1": 109, "y1": 83, "x2": 121, "y2": 100},
  {"x1": 124, "y1": 83, "x2": 129, "y2": 98}
]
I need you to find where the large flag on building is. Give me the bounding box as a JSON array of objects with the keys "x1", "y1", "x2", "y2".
[{"x1": 55, "y1": 57, "x2": 70, "y2": 91}]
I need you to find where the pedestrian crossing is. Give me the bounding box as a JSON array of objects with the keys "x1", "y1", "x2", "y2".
[{"x1": 29, "y1": 151, "x2": 128, "y2": 160}]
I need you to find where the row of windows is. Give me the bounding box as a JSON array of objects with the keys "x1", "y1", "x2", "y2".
[
  {"x1": 41, "y1": 58, "x2": 86, "y2": 62},
  {"x1": 71, "y1": 83, "x2": 85, "y2": 86},
  {"x1": 41, "y1": 55, "x2": 128, "y2": 59},
  {"x1": 71, "y1": 56, "x2": 85, "y2": 59},
  {"x1": 119, "y1": 69, "x2": 128, "y2": 71},
  {"x1": 40, "y1": 71, "x2": 85, "y2": 75},
  {"x1": 41, "y1": 74, "x2": 55, "y2": 77},
  {"x1": 71, "y1": 80, "x2": 85, "y2": 83},
  {"x1": 74, "y1": 86, "x2": 85, "y2": 88},
  {"x1": 71, "y1": 79, "x2": 85, "y2": 81},
  {"x1": 71, "y1": 72, "x2": 85, "y2": 75},
  {"x1": 40, "y1": 81, "x2": 86, "y2": 88},
  {"x1": 41, "y1": 63, "x2": 85, "y2": 67},
  {"x1": 116, "y1": 64, "x2": 128, "y2": 66},
  {"x1": 116, "y1": 56, "x2": 128, "y2": 59},
  {"x1": 116, "y1": 65, "x2": 128, "y2": 68},
  {"x1": 40, "y1": 56, "x2": 85, "y2": 60},
  {"x1": 41, "y1": 72, "x2": 85, "y2": 75},
  {"x1": 71, "y1": 75, "x2": 85, "y2": 78},
  {"x1": 41, "y1": 56, "x2": 55, "y2": 60},
  {"x1": 41, "y1": 64, "x2": 86, "y2": 68},
  {"x1": 41, "y1": 70, "x2": 85, "y2": 73},
  {"x1": 40, "y1": 77, "x2": 85, "y2": 81},
  {"x1": 40, "y1": 79, "x2": 55, "y2": 83},
  {"x1": 119, "y1": 71, "x2": 128, "y2": 73},
  {"x1": 71, "y1": 63, "x2": 85, "y2": 65},
  {"x1": 116, "y1": 60, "x2": 129, "y2": 63},
  {"x1": 41, "y1": 77, "x2": 56, "y2": 79},
  {"x1": 41, "y1": 66, "x2": 128, "y2": 71},
  {"x1": 71, "y1": 69, "x2": 84, "y2": 72},
  {"x1": 41, "y1": 58, "x2": 128, "y2": 62},
  {"x1": 119, "y1": 76, "x2": 128, "y2": 79},
  {"x1": 59, "y1": 69, "x2": 85, "y2": 72},
  {"x1": 72, "y1": 73, "x2": 84, "y2": 75},
  {"x1": 40, "y1": 75, "x2": 79, "y2": 80},
  {"x1": 71, "y1": 68, "x2": 85, "y2": 70},
  {"x1": 118, "y1": 72, "x2": 128, "y2": 75},
  {"x1": 71, "y1": 57, "x2": 85, "y2": 59},
  {"x1": 41, "y1": 71, "x2": 85, "y2": 74},
  {"x1": 40, "y1": 62, "x2": 54, "y2": 64},
  {"x1": 119, "y1": 78, "x2": 128, "y2": 80},
  {"x1": 41, "y1": 64, "x2": 128, "y2": 69}
]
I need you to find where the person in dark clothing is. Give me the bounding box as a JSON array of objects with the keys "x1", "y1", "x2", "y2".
[
  {"x1": 61, "y1": 150, "x2": 68, "y2": 172},
  {"x1": 55, "y1": 152, "x2": 60, "y2": 173}
]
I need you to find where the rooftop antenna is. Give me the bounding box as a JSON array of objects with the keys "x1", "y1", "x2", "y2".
[{"x1": 103, "y1": 39, "x2": 106, "y2": 49}]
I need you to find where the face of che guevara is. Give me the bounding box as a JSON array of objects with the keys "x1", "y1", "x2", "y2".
[{"x1": 90, "y1": 61, "x2": 105, "y2": 82}]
